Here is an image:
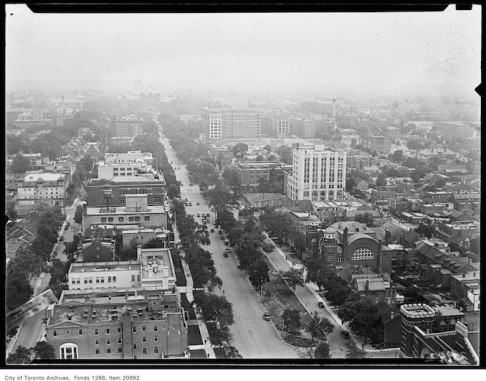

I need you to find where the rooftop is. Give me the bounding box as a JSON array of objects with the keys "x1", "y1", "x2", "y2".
[
  {"x1": 70, "y1": 261, "x2": 140, "y2": 274},
  {"x1": 86, "y1": 205, "x2": 166, "y2": 215},
  {"x1": 23, "y1": 172, "x2": 65, "y2": 182}
]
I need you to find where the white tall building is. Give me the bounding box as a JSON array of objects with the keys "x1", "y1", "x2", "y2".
[{"x1": 286, "y1": 143, "x2": 346, "y2": 202}]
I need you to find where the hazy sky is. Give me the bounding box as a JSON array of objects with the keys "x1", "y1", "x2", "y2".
[{"x1": 6, "y1": 4, "x2": 481, "y2": 93}]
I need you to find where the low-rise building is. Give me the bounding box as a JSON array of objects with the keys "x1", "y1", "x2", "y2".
[
  {"x1": 236, "y1": 161, "x2": 281, "y2": 187},
  {"x1": 83, "y1": 194, "x2": 168, "y2": 237},
  {"x1": 17, "y1": 172, "x2": 67, "y2": 208},
  {"x1": 45, "y1": 289, "x2": 188, "y2": 360}
]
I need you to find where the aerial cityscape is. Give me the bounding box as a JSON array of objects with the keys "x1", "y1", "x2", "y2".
[{"x1": 4, "y1": 5, "x2": 481, "y2": 366}]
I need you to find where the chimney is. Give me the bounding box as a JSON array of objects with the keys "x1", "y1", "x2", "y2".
[
  {"x1": 343, "y1": 227, "x2": 348, "y2": 255},
  {"x1": 385, "y1": 230, "x2": 390, "y2": 245},
  {"x1": 137, "y1": 244, "x2": 142, "y2": 261}
]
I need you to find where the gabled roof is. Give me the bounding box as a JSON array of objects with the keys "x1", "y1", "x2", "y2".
[{"x1": 416, "y1": 242, "x2": 476, "y2": 274}]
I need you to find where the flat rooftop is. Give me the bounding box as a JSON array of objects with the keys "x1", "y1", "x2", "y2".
[
  {"x1": 50, "y1": 291, "x2": 180, "y2": 326},
  {"x1": 86, "y1": 205, "x2": 167, "y2": 215},
  {"x1": 70, "y1": 261, "x2": 140, "y2": 274}
]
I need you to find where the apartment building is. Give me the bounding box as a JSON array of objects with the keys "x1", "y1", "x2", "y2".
[{"x1": 16, "y1": 172, "x2": 67, "y2": 208}]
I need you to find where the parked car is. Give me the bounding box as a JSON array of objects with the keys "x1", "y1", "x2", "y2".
[
  {"x1": 210, "y1": 228, "x2": 215, "y2": 233},
  {"x1": 189, "y1": 202, "x2": 192, "y2": 206},
  {"x1": 196, "y1": 202, "x2": 200, "y2": 206},
  {"x1": 318, "y1": 301, "x2": 325, "y2": 308},
  {"x1": 197, "y1": 213, "x2": 201, "y2": 217},
  {"x1": 59, "y1": 236, "x2": 64, "y2": 241},
  {"x1": 223, "y1": 251, "x2": 229, "y2": 258},
  {"x1": 341, "y1": 330, "x2": 350, "y2": 339},
  {"x1": 263, "y1": 312, "x2": 271, "y2": 321},
  {"x1": 218, "y1": 230, "x2": 223, "y2": 235}
]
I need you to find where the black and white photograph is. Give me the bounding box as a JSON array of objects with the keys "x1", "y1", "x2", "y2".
[{"x1": 3, "y1": 3, "x2": 481, "y2": 372}]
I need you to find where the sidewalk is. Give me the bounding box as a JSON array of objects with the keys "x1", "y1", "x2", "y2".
[{"x1": 181, "y1": 258, "x2": 215, "y2": 359}]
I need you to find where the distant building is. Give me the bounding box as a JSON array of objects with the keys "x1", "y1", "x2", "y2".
[
  {"x1": 236, "y1": 161, "x2": 281, "y2": 187},
  {"x1": 286, "y1": 143, "x2": 347, "y2": 202},
  {"x1": 203, "y1": 107, "x2": 261, "y2": 140},
  {"x1": 435, "y1": 122, "x2": 477, "y2": 140},
  {"x1": 111, "y1": 116, "x2": 144, "y2": 138},
  {"x1": 17, "y1": 172, "x2": 67, "y2": 208},
  {"x1": 45, "y1": 289, "x2": 188, "y2": 360}
]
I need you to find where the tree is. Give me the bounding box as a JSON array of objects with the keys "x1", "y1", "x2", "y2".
[
  {"x1": 277, "y1": 145, "x2": 293, "y2": 164},
  {"x1": 282, "y1": 308, "x2": 301, "y2": 333},
  {"x1": 9, "y1": 248, "x2": 44, "y2": 281},
  {"x1": 10, "y1": 154, "x2": 30, "y2": 173},
  {"x1": 73, "y1": 205, "x2": 84, "y2": 224},
  {"x1": 280, "y1": 268, "x2": 304, "y2": 291},
  {"x1": 263, "y1": 144, "x2": 272, "y2": 153},
  {"x1": 7, "y1": 346, "x2": 32, "y2": 364},
  {"x1": 232, "y1": 143, "x2": 249, "y2": 158},
  {"x1": 220, "y1": 345, "x2": 243, "y2": 359},
  {"x1": 354, "y1": 212, "x2": 374, "y2": 227},
  {"x1": 32, "y1": 341, "x2": 55, "y2": 360},
  {"x1": 248, "y1": 259, "x2": 270, "y2": 289},
  {"x1": 222, "y1": 167, "x2": 241, "y2": 190},
  {"x1": 306, "y1": 312, "x2": 334, "y2": 341},
  {"x1": 37, "y1": 225, "x2": 58, "y2": 245},
  {"x1": 469, "y1": 237, "x2": 480, "y2": 255},
  {"x1": 392, "y1": 150, "x2": 403, "y2": 163},
  {"x1": 6, "y1": 201, "x2": 18, "y2": 220},
  {"x1": 255, "y1": 155, "x2": 265, "y2": 161},
  {"x1": 193, "y1": 293, "x2": 234, "y2": 329},
  {"x1": 78, "y1": 155, "x2": 94, "y2": 172},
  {"x1": 314, "y1": 342, "x2": 331, "y2": 359},
  {"x1": 49, "y1": 259, "x2": 69, "y2": 285},
  {"x1": 31, "y1": 236, "x2": 54, "y2": 261},
  {"x1": 6, "y1": 272, "x2": 32, "y2": 311},
  {"x1": 167, "y1": 184, "x2": 181, "y2": 199},
  {"x1": 338, "y1": 297, "x2": 379, "y2": 344},
  {"x1": 415, "y1": 223, "x2": 435, "y2": 239},
  {"x1": 375, "y1": 173, "x2": 387, "y2": 187},
  {"x1": 227, "y1": 226, "x2": 245, "y2": 247},
  {"x1": 215, "y1": 209, "x2": 237, "y2": 232}
]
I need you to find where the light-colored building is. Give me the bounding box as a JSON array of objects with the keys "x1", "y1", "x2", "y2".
[
  {"x1": 286, "y1": 143, "x2": 346, "y2": 202},
  {"x1": 111, "y1": 116, "x2": 144, "y2": 138},
  {"x1": 203, "y1": 107, "x2": 261, "y2": 140},
  {"x1": 103, "y1": 151, "x2": 153, "y2": 166},
  {"x1": 68, "y1": 246, "x2": 176, "y2": 292},
  {"x1": 17, "y1": 172, "x2": 67, "y2": 208}
]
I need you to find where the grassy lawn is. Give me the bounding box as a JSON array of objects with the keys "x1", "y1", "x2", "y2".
[{"x1": 261, "y1": 270, "x2": 316, "y2": 347}]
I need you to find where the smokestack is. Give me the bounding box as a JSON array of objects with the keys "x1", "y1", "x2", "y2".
[
  {"x1": 137, "y1": 244, "x2": 142, "y2": 261},
  {"x1": 332, "y1": 99, "x2": 336, "y2": 131}
]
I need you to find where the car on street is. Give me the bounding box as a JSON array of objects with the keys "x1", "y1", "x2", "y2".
[
  {"x1": 223, "y1": 250, "x2": 229, "y2": 257},
  {"x1": 218, "y1": 230, "x2": 223, "y2": 235},
  {"x1": 224, "y1": 239, "x2": 229, "y2": 246},
  {"x1": 189, "y1": 202, "x2": 192, "y2": 206},
  {"x1": 210, "y1": 228, "x2": 214, "y2": 233},
  {"x1": 64, "y1": 225, "x2": 69, "y2": 230},
  {"x1": 318, "y1": 301, "x2": 325, "y2": 308},
  {"x1": 341, "y1": 330, "x2": 350, "y2": 339},
  {"x1": 59, "y1": 236, "x2": 64, "y2": 241},
  {"x1": 263, "y1": 312, "x2": 271, "y2": 321},
  {"x1": 197, "y1": 213, "x2": 201, "y2": 217},
  {"x1": 196, "y1": 202, "x2": 200, "y2": 206}
]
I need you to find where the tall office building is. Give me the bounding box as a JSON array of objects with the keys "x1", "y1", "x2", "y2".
[
  {"x1": 203, "y1": 106, "x2": 261, "y2": 140},
  {"x1": 286, "y1": 143, "x2": 346, "y2": 202}
]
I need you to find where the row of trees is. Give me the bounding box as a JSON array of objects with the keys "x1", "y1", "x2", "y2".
[{"x1": 7, "y1": 342, "x2": 56, "y2": 364}]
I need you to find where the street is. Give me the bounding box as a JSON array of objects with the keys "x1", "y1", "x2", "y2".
[{"x1": 159, "y1": 127, "x2": 298, "y2": 358}]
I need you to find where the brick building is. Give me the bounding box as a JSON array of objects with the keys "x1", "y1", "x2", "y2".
[{"x1": 46, "y1": 290, "x2": 188, "y2": 360}]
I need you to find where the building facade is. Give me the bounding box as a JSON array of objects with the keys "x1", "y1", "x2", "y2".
[
  {"x1": 203, "y1": 107, "x2": 261, "y2": 140},
  {"x1": 286, "y1": 143, "x2": 346, "y2": 202},
  {"x1": 45, "y1": 290, "x2": 188, "y2": 360},
  {"x1": 111, "y1": 117, "x2": 144, "y2": 138},
  {"x1": 16, "y1": 172, "x2": 67, "y2": 208}
]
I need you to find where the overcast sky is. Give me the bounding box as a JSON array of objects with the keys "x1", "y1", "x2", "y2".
[{"x1": 6, "y1": 4, "x2": 481, "y2": 94}]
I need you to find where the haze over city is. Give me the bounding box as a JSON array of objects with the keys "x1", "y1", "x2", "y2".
[
  {"x1": 4, "y1": 3, "x2": 482, "y2": 368},
  {"x1": 6, "y1": 4, "x2": 481, "y2": 95}
]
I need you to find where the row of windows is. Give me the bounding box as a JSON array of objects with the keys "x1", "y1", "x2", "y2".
[
  {"x1": 119, "y1": 187, "x2": 163, "y2": 195},
  {"x1": 71, "y1": 276, "x2": 119, "y2": 285},
  {"x1": 100, "y1": 215, "x2": 150, "y2": 223}
]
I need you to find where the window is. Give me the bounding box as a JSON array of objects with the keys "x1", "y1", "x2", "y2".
[
  {"x1": 100, "y1": 277, "x2": 104, "y2": 283},
  {"x1": 95, "y1": 349, "x2": 100, "y2": 355},
  {"x1": 88, "y1": 277, "x2": 92, "y2": 284},
  {"x1": 108, "y1": 276, "x2": 112, "y2": 283},
  {"x1": 101, "y1": 217, "x2": 107, "y2": 223},
  {"x1": 118, "y1": 338, "x2": 122, "y2": 344},
  {"x1": 118, "y1": 327, "x2": 122, "y2": 333},
  {"x1": 95, "y1": 329, "x2": 99, "y2": 335},
  {"x1": 132, "y1": 275, "x2": 136, "y2": 282},
  {"x1": 142, "y1": 326, "x2": 146, "y2": 332},
  {"x1": 154, "y1": 326, "x2": 158, "y2": 332},
  {"x1": 154, "y1": 197, "x2": 160, "y2": 202},
  {"x1": 95, "y1": 340, "x2": 99, "y2": 345},
  {"x1": 133, "y1": 327, "x2": 137, "y2": 332},
  {"x1": 351, "y1": 248, "x2": 374, "y2": 261},
  {"x1": 137, "y1": 275, "x2": 140, "y2": 282},
  {"x1": 96, "y1": 277, "x2": 100, "y2": 283},
  {"x1": 106, "y1": 339, "x2": 111, "y2": 345},
  {"x1": 71, "y1": 279, "x2": 75, "y2": 285},
  {"x1": 106, "y1": 348, "x2": 111, "y2": 354},
  {"x1": 53, "y1": 331, "x2": 57, "y2": 337},
  {"x1": 135, "y1": 216, "x2": 140, "y2": 221},
  {"x1": 108, "y1": 217, "x2": 114, "y2": 222},
  {"x1": 78, "y1": 329, "x2": 83, "y2": 335},
  {"x1": 129, "y1": 217, "x2": 134, "y2": 221},
  {"x1": 106, "y1": 329, "x2": 110, "y2": 334},
  {"x1": 142, "y1": 348, "x2": 147, "y2": 355},
  {"x1": 142, "y1": 337, "x2": 147, "y2": 342},
  {"x1": 144, "y1": 216, "x2": 150, "y2": 221},
  {"x1": 154, "y1": 336, "x2": 158, "y2": 342},
  {"x1": 154, "y1": 347, "x2": 159, "y2": 354},
  {"x1": 120, "y1": 199, "x2": 125, "y2": 204},
  {"x1": 118, "y1": 348, "x2": 123, "y2": 354},
  {"x1": 84, "y1": 278, "x2": 88, "y2": 284},
  {"x1": 119, "y1": 217, "x2": 124, "y2": 222},
  {"x1": 133, "y1": 344, "x2": 137, "y2": 349}
]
